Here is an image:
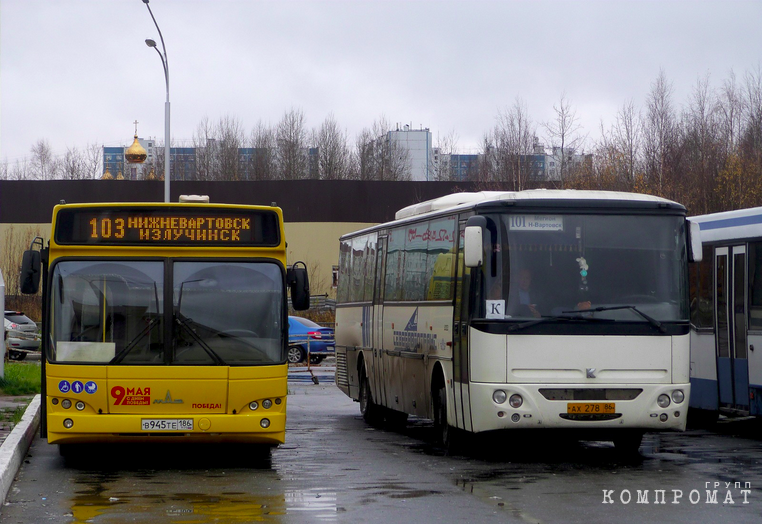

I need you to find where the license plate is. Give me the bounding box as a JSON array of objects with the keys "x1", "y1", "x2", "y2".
[
  {"x1": 566, "y1": 403, "x2": 615, "y2": 414},
  {"x1": 141, "y1": 419, "x2": 194, "y2": 431}
]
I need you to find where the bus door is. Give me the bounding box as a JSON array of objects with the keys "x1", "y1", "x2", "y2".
[
  {"x1": 452, "y1": 220, "x2": 473, "y2": 431},
  {"x1": 372, "y1": 236, "x2": 388, "y2": 408},
  {"x1": 715, "y1": 246, "x2": 750, "y2": 411}
]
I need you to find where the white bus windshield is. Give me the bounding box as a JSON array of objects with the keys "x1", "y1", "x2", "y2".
[
  {"x1": 49, "y1": 260, "x2": 284, "y2": 364},
  {"x1": 481, "y1": 213, "x2": 689, "y2": 322}
]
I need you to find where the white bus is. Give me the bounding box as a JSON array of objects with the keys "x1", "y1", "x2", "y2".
[
  {"x1": 335, "y1": 190, "x2": 702, "y2": 452},
  {"x1": 688, "y1": 206, "x2": 762, "y2": 421}
]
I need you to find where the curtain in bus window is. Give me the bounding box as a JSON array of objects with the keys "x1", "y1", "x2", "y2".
[
  {"x1": 426, "y1": 216, "x2": 457, "y2": 300},
  {"x1": 748, "y1": 243, "x2": 762, "y2": 329},
  {"x1": 403, "y1": 222, "x2": 429, "y2": 301},
  {"x1": 385, "y1": 227, "x2": 406, "y2": 301}
]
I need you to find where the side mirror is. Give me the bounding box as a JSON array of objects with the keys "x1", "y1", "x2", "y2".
[
  {"x1": 287, "y1": 261, "x2": 310, "y2": 311},
  {"x1": 20, "y1": 249, "x2": 41, "y2": 295},
  {"x1": 464, "y1": 216, "x2": 487, "y2": 268},
  {"x1": 687, "y1": 220, "x2": 703, "y2": 263},
  {"x1": 464, "y1": 227, "x2": 483, "y2": 268}
]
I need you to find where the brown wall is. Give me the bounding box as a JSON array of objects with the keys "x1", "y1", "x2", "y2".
[{"x1": 0, "y1": 180, "x2": 490, "y2": 224}]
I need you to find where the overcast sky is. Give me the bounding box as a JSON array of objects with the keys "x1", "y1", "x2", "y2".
[{"x1": 1, "y1": 0, "x2": 760, "y2": 165}]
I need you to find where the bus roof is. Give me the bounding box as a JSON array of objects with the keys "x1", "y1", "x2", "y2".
[
  {"x1": 690, "y1": 205, "x2": 762, "y2": 243},
  {"x1": 395, "y1": 189, "x2": 681, "y2": 220}
]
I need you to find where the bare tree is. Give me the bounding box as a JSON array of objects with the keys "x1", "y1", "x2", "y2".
[
  {"x1": 643, "y1": 70, "x2": 677, "y2": 193},
  {"x1": 680, "y1": 73, "x2": 722, "y2": 212},
  {"x1": 216, "y1": 115, "x2": 246, "y2": 180},
  {"x1": 612, "y1": 100, "x2": 642, "y2": 186},
  {"x1": 718, "y1": 70, "x2": 744, "y2": 155},
  {"x1": 85, "y1": 143, "x2": 103, "y2": 179},
  {"x1": 351, "y1": 117, "x2": 411, "y2": 181},
  {"x1": 59, "y1": 147, "x2": 87, "y2": 180},
  {"x1": 314, "y1": 114, "x2": 351, "y2": 180},
  {"x1": 249, "y1": 120, "x2": 276, "y2": 181},
  {"x1": 432, "y1": 130, "x2": 459, "y2": 181},
  {"x1": 543, "y1": 93, "x2": 585, "y2": 187},
  {"x1": 193, "y1": 117, "x2": 218, "y2": 180},
  {"x1": 30, "y1": 139, "x2": 57, "y2": 180},
  {"x1": 352, "y1": 128, "x2": 375, "y2": 180},
  {"x1": 276, "y1": 108, "x2": 309, "y2": 180}
]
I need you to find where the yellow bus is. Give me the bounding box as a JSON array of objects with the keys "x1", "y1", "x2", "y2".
[{"x1": 20, "y1": 197, "x2": 310, "y2": 453}]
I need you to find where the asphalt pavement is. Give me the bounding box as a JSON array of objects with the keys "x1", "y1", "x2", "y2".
[{"x1": 0, "y1": 363, "x2": 335, "y2": 506}]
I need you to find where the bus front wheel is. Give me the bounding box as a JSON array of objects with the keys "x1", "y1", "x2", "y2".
[{"x1": 434, "y1": 385, "x2": 453, "y2": 450}]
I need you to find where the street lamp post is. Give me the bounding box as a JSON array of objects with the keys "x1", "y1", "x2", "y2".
[{"x1": 143, "y1": 0, "x2": 170, "y2": 203}]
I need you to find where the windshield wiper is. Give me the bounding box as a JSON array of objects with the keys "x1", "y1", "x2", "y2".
[
  {"x1": 175, "y1": 315, "x2": 227, "y2": 365},
  {"x1": 110, "y1": 281, "x2": 162, "y2": 365},
  {"x1": 507, "y1": 314, "x2": 588, "y2": 333},
  {"x1": 110, "y1": 317, "x2": 160, "y2": 364},
  {"x1": 564, "y1": 305, "x2": 666, "y2": 333}
]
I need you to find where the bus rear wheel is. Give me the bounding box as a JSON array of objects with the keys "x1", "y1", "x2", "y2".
[{"x1": 359, "y1": 368, "x2": 383, "y2": 426}]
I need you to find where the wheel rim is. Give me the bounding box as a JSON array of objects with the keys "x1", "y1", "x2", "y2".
[
  {"x1": 287, "y1": 346, "x2": 303, "y2": 363},
  {"x1": 359, "y1": 374, "x2": 369, "y2": 415}
]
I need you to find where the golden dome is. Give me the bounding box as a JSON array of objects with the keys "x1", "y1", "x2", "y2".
[
  {"x1": 146, "y1": 168, "x2": 156, "y2": 180},
  {"x1": 101, "y1": 168, "x2": 114, "y2": 180},
  {"x1": 116, "y1": 171, "x2": 125, "y2": 180},
  {"x1": 125, "y1": 134, "x2": 147, "y2": 164}
]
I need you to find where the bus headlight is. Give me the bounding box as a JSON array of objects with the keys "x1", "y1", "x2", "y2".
[
  {"x1": 75, "y1": 401, "x2": 85, "y2": 411},
  {"x1": 671, "y1": 390, "x2": 685, "y2": 404},
  {"x1": 262, "y1": 399, "x2": 273, "y2": 409},
  {"x1": 260, "y1": 418, "x2": 270, "y2": 429},
  {"x1": 63, "y1": 419, "x2": 74, "y2": 429},
  {"x1": 509, "y1": 394, "x2": 523, "y2": 408},
  {"x1": 657, "y1": 394, "x2": 671, "y2": 408},
  {"x1": 61, "y1": 399, "x2": 72, "y2": 409},
  {"x1": 249, "y1": 401, "x2": 259, "y2": 411},
  {"x1": 492, "y1": 390, "x2": 507, "y2": 404}
]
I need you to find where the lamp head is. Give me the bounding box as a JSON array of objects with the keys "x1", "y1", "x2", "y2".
[
  {"x1": 142, "y1": 0, "x2": 150, "y2": 4},
  {"x1": 145, "y1": 38, "x2": 157, "y2": 48}
]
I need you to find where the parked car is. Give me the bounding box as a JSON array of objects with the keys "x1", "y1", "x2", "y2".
[
  {"x1": 287, "y1": 316, "x2": 335, "y2": 364},
  {"x1": 4, "y1": 311, "x2": 41, "y2": 361}
]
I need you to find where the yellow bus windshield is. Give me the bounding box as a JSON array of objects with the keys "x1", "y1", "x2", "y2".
[{"x1": 50, "y1": 259, "x2": 285, "y2": 365}]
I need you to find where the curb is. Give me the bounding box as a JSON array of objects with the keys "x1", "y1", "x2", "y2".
[{"x1": 0, "y1": 395, "x2": 41, "y2": 506}]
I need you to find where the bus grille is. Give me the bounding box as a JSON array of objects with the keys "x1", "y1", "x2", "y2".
[
  {"x1": 539, "y1": 388, "x2": 642, "y2": 401},
  {"x1": 336, "y1": 351, "x2": 349, "y2": 388}
]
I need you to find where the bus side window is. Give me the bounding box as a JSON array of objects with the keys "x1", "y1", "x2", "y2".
[{"x1": 749, "y1": 242, "x2": 762, "y2": 329}]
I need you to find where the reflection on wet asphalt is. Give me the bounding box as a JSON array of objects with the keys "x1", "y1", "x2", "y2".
[{"x1": 2, "y1": 371, "x2": 762, "y2": 523}]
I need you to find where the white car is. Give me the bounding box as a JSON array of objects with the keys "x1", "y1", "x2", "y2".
[{"x1": 4, "y1": 311, "x2": 41, "y2": 361}]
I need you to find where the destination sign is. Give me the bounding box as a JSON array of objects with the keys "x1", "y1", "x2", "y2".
[{"x1": 54, "y1": 207, "x2": 281, "y2": 246}]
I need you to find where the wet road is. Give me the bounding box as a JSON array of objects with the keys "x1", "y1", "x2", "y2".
[{"x1": 2, "y1": 369, "x2": 762, "y2": 523}]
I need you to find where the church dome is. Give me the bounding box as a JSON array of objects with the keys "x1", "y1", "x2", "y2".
[
  {"x1": 101, "y1": 168, "x2": 114, "y2": 180},
  {"x1": 125, "y1": 135, "x2": 147, "y2": 164}
]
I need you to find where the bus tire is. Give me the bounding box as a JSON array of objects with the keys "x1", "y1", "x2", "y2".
[
  {"x1": 434, "y1": 384, "x2": 457, "y2": 452},
  {"x1": 287, "y1": 345, "x2": 305, "y2": 364},
  {"x1": 359, "y1": 368, "x2": 383, "y2": 426}
]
